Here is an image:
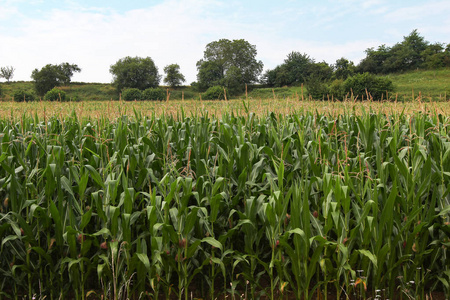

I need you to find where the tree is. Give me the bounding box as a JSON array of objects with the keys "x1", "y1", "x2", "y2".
[
  {"x1": 357, "y1": 45, "x2": 391, "y2": 74},
  {"x1": 110, "y1": 56, "x2": 161, "y2": 92},
  {"x1": 333, "y1": 58, "x2": 355, "y2": 80},
  {"x1": 261, "y1": 52, "x2": 315, "y2": 87},
  {"x1": 163, "y1": 64, "x2": 186, "y2": 88},
  {"x1": 309, "y1": 61, "x2": 333, "y2": 81},
  {"x1": 59, "y1": 63, "x2": 81, "y2": 85},
  {"x1": 195, "y1": 39, "x2": 263, "y2": 93},
  {"x1": 0, "y1": 66, "x2": 15, "y2": 82},
  {"x1": 31, "y1": 63, "x2": 80, "y2": 96},
  {"x1": 283, "y1": 52, "x2": 314, "y2": 85}
]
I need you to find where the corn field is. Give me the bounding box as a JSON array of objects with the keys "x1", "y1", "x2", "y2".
[{"x1": 1, "y1": 106, "x2": 450, "y2": 299}]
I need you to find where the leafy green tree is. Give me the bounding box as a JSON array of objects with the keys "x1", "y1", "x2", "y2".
[
  {"x1": 0, "y1": 66, "x2": 15, "y2": 82},
  {"x1": 59, "y1": 63, "x2": 81, "y2": 85},
  {"x1": 195, "y1": 39, "x2": 263, "y2": 94},
  {"x1": 356, "y1": 30, "x2": 443, "y2": 74},
  {"x1": 195, "y1": 60, "x2": 224, "y2": 91},
  {"x1": 163, "y1": 64, "x2": 185, "y2": 88},
  {"x1": 262, "y1": 52, "x2": 315, "y2": 87},
  {"x1": 31, "y1": 63, "x2": 80, "y2": 95},
  {"x1": 283, "y1": 52, "x2": 314, "y2": 85},
  {"x1": 333, "y1": 58, "x2": 355, "y2": 80},
  {"x1": 110, "y1": 56, "x2": 161, "y2": 92},
  {"x1": 357, "y1": 45, "x2": 391, "y2": 74},
  {"x1": 309, "y1": 61, "x2": 333, "y2": 81},
  {"x1": 402, "y1": 29, "x2": 428, "y2": 70}
]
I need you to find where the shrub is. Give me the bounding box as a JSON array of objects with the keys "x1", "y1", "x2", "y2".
[
  {"x1": 328, "y1": 79, "x2": 346, "y2": 100},
  {"x1": 343, "y1": 73, "x2": 394, "y2": 100},
  {"x1": 122, "y1": 88, "x2": 143, "y2": 101},
  {"x1": 44, "y1": 88, "x2": 66, "y2": 101},
  {"x1": 13, "y1": 89, "x2": 35, "y2": 102},
  {"x1": 143, "y1": 88, "x2": 166, "y2": 100},
  {"x1": 306, "y1": 76, "x2": 328, "y2": 100},
  {"x1": 202, "y1": 86, "x2": 227, "y2": 100}
]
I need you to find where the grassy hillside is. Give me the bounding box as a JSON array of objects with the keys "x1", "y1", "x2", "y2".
[
  {"x1": 386, "y1": 68, "x2": 450, "y2": 100},
  {"x1": 1, "y1": 68, "x2": 449, "y2": 101},
  {"x1": 248, "y1": 68, "x2": 450, "y2": 101}
]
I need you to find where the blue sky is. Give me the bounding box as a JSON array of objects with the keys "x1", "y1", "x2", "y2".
[{"x1": 1, "y1": 0, "x2": 449, "y2": 83}]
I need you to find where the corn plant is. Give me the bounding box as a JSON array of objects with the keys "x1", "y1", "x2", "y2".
[{"x1": 1, "y1": 106, "x2": 450, "y2": 299}]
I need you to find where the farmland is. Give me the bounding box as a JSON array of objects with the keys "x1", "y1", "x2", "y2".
[{"x1": 1, "y1": 99, "x2": 450, "y2": 299}]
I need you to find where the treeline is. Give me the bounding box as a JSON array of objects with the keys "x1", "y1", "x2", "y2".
[
  {"x1": 259, "y1": 30, "x2": 450, "y2": 100},
  {"x1": 1, "y1": 30, "x2": 449, "y2": 101}
]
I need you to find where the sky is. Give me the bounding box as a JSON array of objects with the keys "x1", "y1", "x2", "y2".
[{"x1": 0, "y1": 0, "x2": 449, "y2": 84}]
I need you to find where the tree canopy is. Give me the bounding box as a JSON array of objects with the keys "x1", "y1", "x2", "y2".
[
  {"x1": 357, "y1": 30, "x2": 450, "y2": 74},
  {"x1": 163, "y1": 64, "x2": 186, "y2": 88},
  {"x1": 195, "y1": 39, "x2": 263, "y2": 94},
  {"x1": 31, "y1": 63, "x2": 80, "y2": 96},
  {"x1": 110, "y1": 56, "x2": 161, "y2": 91}
]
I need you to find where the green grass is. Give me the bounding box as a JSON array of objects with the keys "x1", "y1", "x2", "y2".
[
  {"x1": 1, "y1": 68, "x2": 450, "y2": 101},
  {"x1": 248, "y1": 68, "x2": 450, "y2": 101},
  {"x1": 386, "y1": 68, "x2": 450, "y2": 100}
]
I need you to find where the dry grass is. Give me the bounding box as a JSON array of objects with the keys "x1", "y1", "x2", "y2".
[{"x1": 1, "y1": 98, "x2": 450, "y2": 120}]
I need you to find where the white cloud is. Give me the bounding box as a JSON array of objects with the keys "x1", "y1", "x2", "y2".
[
  {"x1": 384, "y1": 0, "x2": 450, "y2": 21},
  {"x1": 0, "y1": 0, "x2": 449, "y2": 84}
]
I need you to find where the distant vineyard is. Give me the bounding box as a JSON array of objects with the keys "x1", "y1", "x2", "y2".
[{"x1": 1, "y1": 107, "x2": 449, "y2": 299}]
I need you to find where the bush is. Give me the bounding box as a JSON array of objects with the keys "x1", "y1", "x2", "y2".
[
  {"x1": 143, "y1": 88, "x2": 166, "y2": 100},
  {"x1": 202, "y1": 86, "x2": 227, "y2": 100},
  {"x1": 328, "y1": 79, "x2": 346, "y2": 100},
  {"x1": 44, "y1": 88, "x2": 66, "y2": 101},
  {"x1": 306, "y1": 76, "x2": 328, "y2": 100},
  {"x1": 122, "y1": 88, "x2": 142, "y2": 101},
  {"x1": 343, "y1": 73, "x2": 394, "y2": 100},
  {"x1": 13, "y1": 89, "x2": 35, "y2": 102}
]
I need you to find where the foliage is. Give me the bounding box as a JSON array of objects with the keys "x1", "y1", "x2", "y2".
[
  {"x1": 283, "y1": 51, "x2": 315, "y2": 85},
  {"x1": 44, "y1": 87, "x2": 66, "y2": 101},
  {"x1": 195, "y1": 39, "x2": 263, "y2": 94},
  {"x1": 262, "y1": 52, "x2": 334, "y2": 88},
  {"x1": 357, "y1": 29, "x2": 450, "y2": 74},
  {"x1": 13, "y1": 89, "x2": 35, "y2": 102},
  {"x1": 110, "y1": 56, "x2": 161, "y2": 92},
  {"x1": 328, "y1": 79, "x2": 346, "y2": 99},
  {"x1": 333, "y1": 58, "x2": 355, "y2": 80},
  {"x1": 121, "y1": 88, "x2": 143, "y2": 101},
  {"x1": 58, "y1": 63, "x2": 81, "y2": 85},
  {"x1": 262, "y1": 52, "x2": 315, "y2": 87},
  {"x1": 0, "y1": 110, "x2": 449, "y2": 300},
  {"x1": 163, "y1": 64, "x2": 185, "y2": 88},
  {"x1": 202, "y1": 85, "x2": 227, "y2": 100},
  {"x1": 343, "y1": 72, "x2": 394, "y2": 100},
  {"x1": 31, "y1": 63, "x2": 80, "y2": 95},
  {"x1": 0, "y1": 66, "x2": 15, "y2": 82},
  {"x1": 306, "y1": 75, "x2": 329, "y2": 99},
  {"x1": 143, "y1": 87, "x2": 166, "y2": 100}
]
